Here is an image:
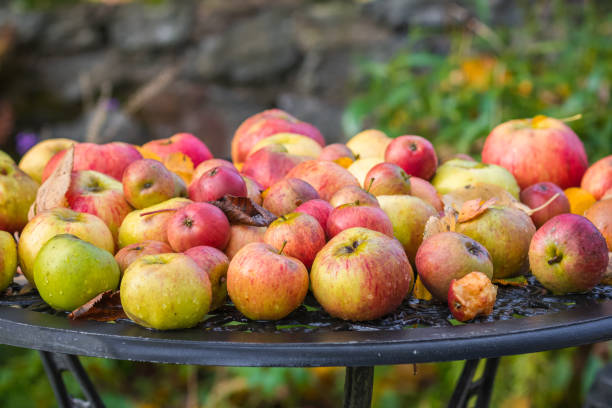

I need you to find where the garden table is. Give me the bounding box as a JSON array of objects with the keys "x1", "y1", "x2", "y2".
[{"x1": 0, "y1": 279, "x2": 611, "y2": 408}]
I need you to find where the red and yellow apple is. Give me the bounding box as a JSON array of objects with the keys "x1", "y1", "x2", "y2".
[
  {"x1": 188, "y1": 166, "x2": 247, "y2": 202},
  {"x1": 185, "y1": 246, "x2": 229, "y2": 311},
  {"x1": 114, "y1": 240, "x2": 173, "y2": 275},
  {"x1": 345, "y1": 129, "x2": 391, "y2": 160},
  {"x1": 384, "y1": 135, "x2": 438, "y2": 180},
  {"x1": 327, "y1": 203, "x2": 393, "y2": 238},
  {"x1": 286, "y1": 160, "x2": 360, "y2": 201},
  {"x1": 581, "y1": 155, "x2": 612, "y2": 200},
  {"x1": 520, "y1": 182, "x2": 570, "y2": 228},
  {"x1": 262, "y1": 178, "x2": 319, "y2": 216},
  {"x1": 142, "y1": 133, "x2": 212, "y2": 167}
]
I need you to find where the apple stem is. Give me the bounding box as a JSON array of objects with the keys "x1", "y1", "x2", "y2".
[
  {"x1": 523, "y1": 193, "x2": 561, "y2": 216},
  {"x1": 278, "y1": 240, "x2": 288, "y2": 256},
  {"x1": 559, "y1": 113, "x2": 582, "y2": 123},
  {"x1": 139, "y1": 208, "x2": 178, "y2": 217},
  {"x1": 366, "y1": 177, "x2": 375, "y2": 193}
]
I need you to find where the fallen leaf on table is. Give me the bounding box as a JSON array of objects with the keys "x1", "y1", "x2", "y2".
[
  {"x1": 68, "y1": 290, "x2": 126, "y2": 322},
  {"x1": 211, "y1": 196, "x2": 277, "y2": 227},
  {"x1": 28, "y1": 146, "x2": 74, "y2": 220}
]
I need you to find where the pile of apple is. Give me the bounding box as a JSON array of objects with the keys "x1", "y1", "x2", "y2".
[{"x1": 0, "y1": 110, "x2": 610, "y2": 330}]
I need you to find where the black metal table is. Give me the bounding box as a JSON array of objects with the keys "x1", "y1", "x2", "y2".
[{"x1": 1, "y1": 282, "x2": 611, "y2": 408}]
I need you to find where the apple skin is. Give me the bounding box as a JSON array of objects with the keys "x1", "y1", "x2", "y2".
[
  {"x1": 346, "y1": 129, "x2": 391, "y2": 160},
  {"x1": 34, "y1": 234, "x2": 120, "y2": 311},
  {"x1": 318, "y1": 143, "x2": 355, "y2": 162},
  {"x1": 171, "y1": 172, "x2": 188, "y2": 198},
  {"x1": 432, "y1": 159, "x2": 520, "y2": 199},
  {"x1": 329, "y1": 186, "x2": 379, "y2": 208},
  {"x1": 347, "y1": 157, "x2": 384, "y2": 188},
  {"x1": 227, "y1": 242, "x2": 309, "y2": 320},
  {"x1": 311, "y1": 227, "x2": 413, "y2": 321},
  {"x1": 141, "y1": 133, "x2": 213, "y2": 167},
  {"x1": 0, "y1": 231, "x2": 17, "y2": 292},
  {"x1": 241, "y1": 145, "x2": 307, "y2": 190},
  {"x1": 584, "y1": 199, "x2": 612, "y2": 251},
  {"x1": 448, "y1": 271, "x2": 497, "y2": 322},
  {"x1": 377, "y1": 195, "x2": 438, "y2": 264},
  {"x1": 121, "y1": 253, "x2": 212, "y2": 330},
  {"x1": 442, "y1": 182, "x2": 517, "y2": 209},
  {"x1": 167, "y1": 202, "x2": 230, "y2": 252},
  {"x1": 294, "y1": 199, "x2": 334, "y2": 238},
  {"x1": 19, "y1": 208, "x2": 115, "y2": 286},
  {"x1": 117, "y1": 197, "x2": 192, "y2": 248},
  {"x1": 224, "y1": 224, "x2": 267, "y2": 260},
  {"x1": 520, "y1": 182, "x2": 570, "y2": 228},
  {"x1": 231, "y1": 109, "x2": 324, "y2": 166},
  {"x1": 0, "y1": 161, "x2": 39, "y2": 232},
  {"x1": 365, "y1": 162, "x2": 411, "y2": 196},
  {"x1": 263, "y1": 212, "x2": 326, "y2": 269},
  {"x1": 385, "y1": 135, "x2": 438, "y2": 180},
  {"x1": 409, "y1": 177, "x2": 443, "y2": 213},
  {"x1": 42, "y1": 142, "x2": 142, "y2": 182},
  {"x1": 581, "y1": 155, "x2": 612, "y2": 200},
  {"x1": 188, "y1": 166, "x2": 247, "y2": 202},
  {"x1": 529, "y1": 214, "x2": 609, "y2": 294},
  {"x1": 285, "y1": 160, "x2": 360, "y2": 201},
  {"x1": 185, "y1": 246, "x2": 229, "y2": 311},
  {"x1": 456, "y1": 206, "x2": 536, "y2": 279},
  {"x1": 122, "y1": 159, "x2": 177, "y2": 209},
  {"x1": 66, "y1": 170, "x2": 133, "y2": 242},
  {"x1": 262, "y1": 178, "x2": 320, "y2": 216},
  {"x1": 327, "y1": 203, "x2": 394, "y2": 238},
  {"x1": 114, "y1": 240, "x2": 173, "y2": 276},
  {"x1": 482, "y1": 116, "x2": 588, "y2": 189},
  {"x1": 191, "y1": 159, "x2": 236, "y2": 187},
  {"x1": 248, "y1": 133, "x2": 322, "y2": 159},
  {"x1": 18, "y1": 138, "x2": 75, "y2": 183},
  {"x1": 242, "y1": 175, "x2": 263, "y2": 205},
  {"x1": 415, "y1": 232, "x2": 494, "y2": 301}
]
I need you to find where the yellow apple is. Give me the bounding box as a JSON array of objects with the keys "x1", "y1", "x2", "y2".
[
  {"x1": 346, "y1": 129, "x2": 391, "y2": 160},
  {"x1": 18, "y1": 138, "x2": 75, "y2": 183},
  {"x1": 347, "y1": 157, "x2": 384, "y2": 188},
  {"x1": 248, "y1": 133, "x2": 322, "y2": 159}
]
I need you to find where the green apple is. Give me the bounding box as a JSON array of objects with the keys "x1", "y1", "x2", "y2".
[
  {"x1": 0, "y1": 231, "x2": 17, "y2": 291},
  {"x1": 0, "y1": 150, "x2": 15, "y2": 164},
  {"x1": 121, "y1": 253, "x2": 212, "y2": 330},
  {"x1": 377, "y1": 195, "x2": 438, "y2": 263},
  {"x1": 33, "y1": 234, "x2": 120, "y2": 311},
  {"x1": 0, "y1": 160, "x2": 39, "y2": 232},
  {"x1": 19, "y1": 208, "x2": 115, "y2": 285},
  {"x1": 432, "y1": 159, "x2": 520, "y2": 199}
]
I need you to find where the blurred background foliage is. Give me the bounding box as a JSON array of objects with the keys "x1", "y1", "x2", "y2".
[{"x1": 0, "y1": 0, "x2": 611, "y2": 407}]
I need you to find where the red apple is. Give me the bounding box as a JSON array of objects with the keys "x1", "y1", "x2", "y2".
[
  {"x1": 409, "y1": 177, "x2": 443, "y2": 213},
  {"x1": 364, "y1": 162, "x2": 411, "y2": 196},
  {"x1": 584, "y1": 199, "x2": 612, "y2": 251},
  {"x1": 327, "y1": 203, "x2": 393, "y2": 238},
  {"x1": 482, "y1": 116, "x2": 588, "y2": 189},
  {"x1": 231, "y1": 109, "x2": 324, "y2": 166},
  {"x1": 318, "y1": 143, "x2": 355, "y2": 162},
  {"x1": 263, "y1": 212, "x2": 326, "y2": 269},
  {"x1": 167, "y1": 202, "x2": 230, "y2": 252},
  {"x1": 529, "y1": 214, "x2": 609, "y2": 294},
  {"x1": 115, "y1": 240, "x2": 173, "y2": 275},
  {"x1": 122, "y1": 159, "x2": 178, "y2": 209},
  {"x1": 311, "y1": 227, "x2": 413, "y2": 321},
  {"x1": 227, "y1": 242, "x2": 309, "y2": 320},
  {"x1": 224, "y1": 224, "x2": 267, "y2": 260},
  {"x1": 191, "y1": 159, "x2": 236, "y2": 187},
  {"x1": 581, "y1": 155, "x2": 612, "y2": 200},
  {"x1": 285, "y1": 160, "x2": 360, "y2": 201},
  {"x1": 241, "y1": 145, "x2": 307, "y2": 189},
  {"x1": 294, "y1": 199, "x2": 334, "y2": 238},
  {"x1": 262, "y1": 178, "x2": 319, "y2": 216},
  {"x1": 66, "y1": 170, "x2": 133, "y2": 241},
  {"x1": 520, "y1": 182, "x2": 570, "y2": 228},
  {"x1": 188, "y1": 166, "x2": 247, "y2": 202},
  {"x1": 448, "y1": 272, "x2": 497, "y2": 322},
  {"x1": 329, "y1": 186, "x2": 379, "y2": 208},
  {"x1": 185, "y1": 246, "x2": 229, "y2": 311},
  {"x1": 43, "y1": 142, "x2": 142, "y2": 182},
  {"x1": 384, "y1": 135, "x2": 438, "y2": 180},
  {"x1": 142, "y1": 133, "x2": 213, "y2": 167}
]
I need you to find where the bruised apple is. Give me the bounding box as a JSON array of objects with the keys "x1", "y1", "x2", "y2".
[{"x1": 448, "y1": 272, "x2": 497, "y2": 322}]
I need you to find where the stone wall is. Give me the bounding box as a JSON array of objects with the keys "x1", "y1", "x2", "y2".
[{"x1": 0, "y1": 0, "x2": 519, "y2": 157}]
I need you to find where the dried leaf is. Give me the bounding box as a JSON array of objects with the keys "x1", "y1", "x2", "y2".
[
  {"x1": 211, "y1": 196, "x2": 277, "y2": 227},
  {"x1": 457, "y1": 198, "x2": 497, "y2": 223},
  {"x1": 68, "y1": 290, "x2": 126, "y2": 322},
  {"x1": 136, "y1": 146, "x2": 163, "y2": 162},
  {"x1": 439, "y1": 203, "x2": 458, "y2": 232},
  {"x1": 413, "y1": 276, "x2": 433, "y2": 300},
  {"x1": 423, "y1": 216, "x2": 446, "y2": 240},
  {"x1": 28, "y1": 146, "x2": 74, "y2": 219},
  {"x1": 602, "y1": 253, "x2": 612, "y2": 286},
  {"x1": 493, "y1": 276, "x2": 528, "y2": 287},
  {"x1": 513, "y1": 193, "x2": 560, "y2": 216},
  {"x1": 163, "y1": 152, "x2": 194, "y2": 184}
]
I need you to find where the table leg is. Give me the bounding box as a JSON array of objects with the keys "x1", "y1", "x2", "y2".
[
  {"x1": 344, "y1": 366, "x2": 374, "y2": 408},
  {"x1": 447, "y1": 357, "x2": 500, "y2": 408},
  {"x1": 39, "y1": 351, "x2": 105, "y2": 408}
]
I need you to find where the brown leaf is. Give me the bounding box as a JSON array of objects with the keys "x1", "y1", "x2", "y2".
[
  {"x1": 457, "y1": 198, "x2": 497, "y2": 223},
  {"x1": 211, "y1": 195, "x2": 277, "y2": 227},
  {"x1": 28, "y1": 146, "x2": 74, "y2": 219},
  {"x1": 423, "y1": 216, "x2": 446, "y2": 240},
  {"x1": 68, "y1": 290, "x2": 127, "y2": 322}
]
